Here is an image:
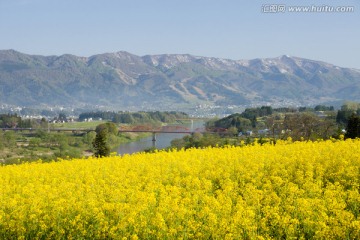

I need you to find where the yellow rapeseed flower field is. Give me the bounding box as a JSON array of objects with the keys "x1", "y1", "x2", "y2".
[{"x1": 1, "y1": 138, "x2": 360, "y2": 239}]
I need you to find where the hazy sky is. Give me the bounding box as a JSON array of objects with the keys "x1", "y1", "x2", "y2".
[{"x1": 0, "y1": 0, "x2": 359, "y2": 68}]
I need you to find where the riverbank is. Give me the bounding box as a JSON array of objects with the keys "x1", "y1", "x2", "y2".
[
  {"x1": 0, "y1": 121, "x2": 151, "y2": 164},
  {"x1": 0, "y1": 120, "x2": 203, "y2": 164}
]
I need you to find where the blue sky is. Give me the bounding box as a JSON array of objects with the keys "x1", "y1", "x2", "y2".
[{"x1": 0, "y1": 0, "x2": 359, "y2": 68}]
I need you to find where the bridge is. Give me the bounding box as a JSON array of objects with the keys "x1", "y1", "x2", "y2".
[
  {"x1": 1, "y1": 126, "x2": 228, "y2": 143},
  {"x1": 118, "y1": 129, "x2": 207, "y2": 142}
]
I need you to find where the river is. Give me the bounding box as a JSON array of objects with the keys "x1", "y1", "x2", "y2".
[{"x1": 115, "y1": 120, "x2": 205, "y2": 155}]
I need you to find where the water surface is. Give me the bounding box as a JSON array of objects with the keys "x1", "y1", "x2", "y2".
[{"x1": 115, "y1": 120, "x2": 204, "y2": 155}]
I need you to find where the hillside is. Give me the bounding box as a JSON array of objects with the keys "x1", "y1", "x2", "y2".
[{"x1": 1, "y1": 50, "x2": 360, "y2": 110}]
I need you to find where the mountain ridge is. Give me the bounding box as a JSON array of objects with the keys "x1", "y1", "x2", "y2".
[{"x1": 0, "y1": 49, "x2": 359, "y2": 111}]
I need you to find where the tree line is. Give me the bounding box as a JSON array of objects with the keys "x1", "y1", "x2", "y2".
[
  {"x1": 79, "y1": 111, "x2": 188, "y2": 124},
  {"x1": 0, "y1": 114, "x2": 48, "y2": 129}
]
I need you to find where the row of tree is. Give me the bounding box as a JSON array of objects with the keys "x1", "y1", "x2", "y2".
[
  {"x1": 234, "y1": 105, "x2": 335, "y2": 122},
  {"x1": 79, "y1": 111, "x2": 188, "y2": 124},
  {"x1": 210, "y1": 105, "x2": 337, "y2": 131},
  {"x1": 0, "y1": 114, "x2": 48, "y2": 129}
]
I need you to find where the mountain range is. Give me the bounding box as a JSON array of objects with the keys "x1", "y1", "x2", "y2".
[{"x1": 1, "y1": 49, "x2": 359, "y2": 111}]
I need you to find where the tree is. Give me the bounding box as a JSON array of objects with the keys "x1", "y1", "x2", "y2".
[
  {"x1": 92, "y1": 129, "x2": 110, "y2": 157},
  {"x1": 264, "y1": 115, "x2": 282, "y2": 141},
  {"x1": 283, "y1": 112, "x2": 335, "y2": 141},
  {"x1": 3, "y1": 131, "x2": 17, "y2": 148},
  {"x1": 212, "y1": 114, "x2": 251, "y2": 132},
  {"x1": 82, "y1": 132, "x2": 96, "y2": 145},
  {"x1": 40, "y1": 118, "x2": 49, "y2": 129},
  {"x1": 95, "y1": 122, "x2": 118, "y2": 135},
  {"x1": 58, "y1": 113, "x2": 67, "y2": 122},
  {"x1": 315, "y1": 105, "x2": 334, "y2": 111},
  {"x1": 170, "y1": 138, "x2": 186, "y2": 149},
  {"x1": 227, "y1": 127, "x2": 238, "y2": 136},
  {"x1": 251, "y1": 115, "x2": 257, "y2": 128},
  {"x1": 336, "y1": 109, "x2": 354, "y2": 126},
  {"x1": 345, "y1": 114, "x2": 360, "y2": 139},
  {"x1": 0, "y1": 114, "x2": 21, "y2": 128}
]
